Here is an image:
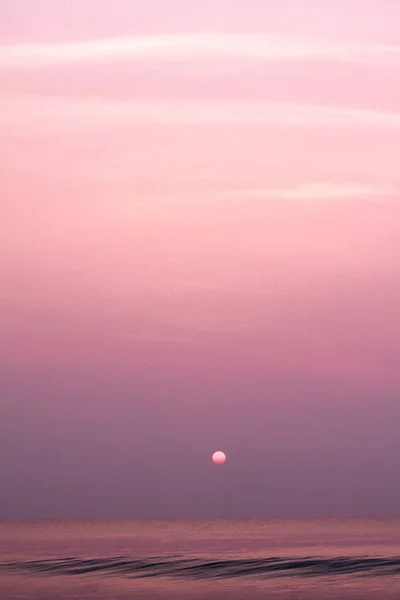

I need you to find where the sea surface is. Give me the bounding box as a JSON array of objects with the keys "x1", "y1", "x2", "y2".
[{"x1": 0, "y1": 518, "x2": 399, "y2": 599}]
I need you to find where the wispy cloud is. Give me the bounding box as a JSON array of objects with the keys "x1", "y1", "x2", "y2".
[
  {"x1": 0, "y1": 33, "x2": 399, "y2": 68},
  {"x1": 2, "y1": 95, "x2": 400, "y2": 135},
  {"x1": 232, "y1": 183, "x2": 393, "y2": 201},
  {"x1": 123, "y1": 332, "x2": 197, "y2": 344}
]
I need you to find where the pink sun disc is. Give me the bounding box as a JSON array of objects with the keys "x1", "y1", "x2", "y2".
[{"x1": 212, "y1": 451, "x2": 227, "y2": 464}]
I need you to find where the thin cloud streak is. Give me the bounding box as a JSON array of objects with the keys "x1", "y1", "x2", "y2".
[
  {"x1": 123, "y1": 332, "x2": 198, "y2": 344},
  {"x1": 1, "y1": 33, "x2": 400, "y2": 67},
  {"x1": 233, "y1": 183, "x2": 393, "y2": 202},
  {"x1": 2, "y1": 95, "x2": 400, "y2": 135}
]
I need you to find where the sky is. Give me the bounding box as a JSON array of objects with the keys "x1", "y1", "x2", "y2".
[{"x1": 1, "y1": 0, "x2": 400, "y2": 519}]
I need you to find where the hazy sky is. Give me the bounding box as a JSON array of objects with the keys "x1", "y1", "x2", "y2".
[{"x1": 1, "y1": 0, "x2": 400, "y2": 518}]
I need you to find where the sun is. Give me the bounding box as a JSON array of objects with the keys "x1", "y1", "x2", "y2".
[{"x1": 212, "y1": 451, "x2": 227, "y2": 464}]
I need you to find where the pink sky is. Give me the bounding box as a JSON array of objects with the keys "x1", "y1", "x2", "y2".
[{"x1": 1, "y1": 1, "x2": 400, "y2": 517}]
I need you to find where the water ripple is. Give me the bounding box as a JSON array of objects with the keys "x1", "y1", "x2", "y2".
[{"x1": 1, "y1": 556, "x2": 400, "y2": 580}]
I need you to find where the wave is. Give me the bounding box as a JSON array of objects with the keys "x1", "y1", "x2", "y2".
[{"x1": 1, "y1": 556, "x2": 400, "y2": 580}]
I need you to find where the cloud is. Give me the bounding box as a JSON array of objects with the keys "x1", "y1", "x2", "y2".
[
  {"x1": 0, "y1": 33, "x2": 399, "y2": 68},
  {"x1": 2, "y1": 95, "x2": 400, "y2": 135},
  {"x1": 232, "y1": 183, "x2": 392, "y2": 202},
  {"x1": 123, "y1": 332, "x2": 197, "y2": 344}
]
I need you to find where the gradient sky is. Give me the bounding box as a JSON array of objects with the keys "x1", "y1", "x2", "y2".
[{"x1": 1, "y1": 0, "x2": 400, "y2": 518}]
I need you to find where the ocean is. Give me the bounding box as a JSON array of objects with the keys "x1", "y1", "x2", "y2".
[{"x1": 0, "y1": 517, "x2": 399, "y2": 599}]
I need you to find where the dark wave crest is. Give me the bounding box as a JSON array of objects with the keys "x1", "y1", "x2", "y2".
[{"x1": 2, "y1": 556, "x2": 400, "y2": 580}]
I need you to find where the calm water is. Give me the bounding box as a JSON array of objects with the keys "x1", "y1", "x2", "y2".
[{"x1": 0, "y1": 518, "x2": 399, "y2": 599}]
